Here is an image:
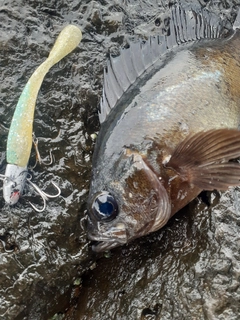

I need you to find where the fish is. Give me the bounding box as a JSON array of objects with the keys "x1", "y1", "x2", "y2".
[
  {"x1": 87, "y1": 6, "x2": 240, "y2": 252},
  {"x1": 0, "y1": 25, "x2": 82, "y2": 211}
]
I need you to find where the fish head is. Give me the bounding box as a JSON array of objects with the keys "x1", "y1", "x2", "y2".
[
  {"x1": 87, "y1": 149, "x2": 171, "y2": 252},
  {"x1": 3, "y1": 164, "x2": 28, "y2": 205}
]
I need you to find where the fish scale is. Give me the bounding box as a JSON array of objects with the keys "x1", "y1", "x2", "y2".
[{"x1": 99, "y1": 6, "x2": 226, "y2": 124}]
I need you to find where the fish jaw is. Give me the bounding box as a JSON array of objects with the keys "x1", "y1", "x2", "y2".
[
  {"x1": 88, "y1": 220, "x2": 128, "y2": 252},
  {"x1": 3, "y1": 164, "x2": 28, "y2": 205}
]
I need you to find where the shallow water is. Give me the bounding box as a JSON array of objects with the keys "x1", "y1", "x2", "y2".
[{"x1": 0, "y1": 1, "x2": 239, "y2": 319}]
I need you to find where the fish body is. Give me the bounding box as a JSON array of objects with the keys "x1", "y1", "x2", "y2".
[
  {"x1": 3, "y1": 25, "x2": 82, "y2": 205},
  {"x1": 87, "y1": 7, "x2": 240, "y2": 252}
]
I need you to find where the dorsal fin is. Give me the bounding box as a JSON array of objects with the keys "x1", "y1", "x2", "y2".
[
  {"x1": 233, "y1": 8, "x2": 240, "y2": 30},
  {"x1": 99, "y1": 5, "x2": 229, "y2": 124}
]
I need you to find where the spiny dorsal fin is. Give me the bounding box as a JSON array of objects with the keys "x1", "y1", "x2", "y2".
[
  {"x1": 233, "y1": 8, "x2": 240, "y2": 30},
  {"x1": 99, "y1": 5, "x2": 229, "y2": 124}
]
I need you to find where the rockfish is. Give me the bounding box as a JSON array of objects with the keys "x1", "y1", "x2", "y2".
[{"x1": 87, "y1": 6, "x2": 240, "y2": 252}]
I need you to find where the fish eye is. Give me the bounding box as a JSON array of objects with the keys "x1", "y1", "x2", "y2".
[
  {"x1": 91, "y1": 192, "x2": 118, "y2": 222},
  {"x1": 4, "y1": 177, "x2": 16, "y2": 188}
]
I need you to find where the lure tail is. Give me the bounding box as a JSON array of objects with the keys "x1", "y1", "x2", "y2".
[{"x1": 7, "y1": 25, "x2": 82, "y2": 167}]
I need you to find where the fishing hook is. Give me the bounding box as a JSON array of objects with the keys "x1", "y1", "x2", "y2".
[
  {"x1": 0, "y1": 239, "x2": 14, "y2": 253},
  {"x1": 0, "y1": 174, "x2": 6, "y2": 180},
  {"x1": 32, "y1": 133, "x2": 53, "y2": 168},
  {"x1": 0, "y1": 174, "x2": 18, "y2": 184},
  {"x1": 27, "y1": 178, "x2": 61, "y2": 212}
]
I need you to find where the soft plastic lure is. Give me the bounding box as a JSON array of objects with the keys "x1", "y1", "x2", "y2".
[{"x1": 0, "y1": 25, "x2": 82, "y2": 211}]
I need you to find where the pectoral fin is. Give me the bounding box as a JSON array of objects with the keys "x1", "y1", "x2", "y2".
[{"x1": 167, "y1": 129, "x2": 240, "y2": 190}]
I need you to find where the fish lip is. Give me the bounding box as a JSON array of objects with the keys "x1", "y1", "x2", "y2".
[
  {"x1": 87, "y1": 222, "x2": 127, "y2": 252},
  {"x1": 91, "y1": 240, "x2": 124, "y2": 252},
  {"x1": 88, "y1": 233, "x2": 127, "y2": 252}
]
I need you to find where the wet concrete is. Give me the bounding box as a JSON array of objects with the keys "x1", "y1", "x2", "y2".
[{"x1": 0, "y1": 0, "x2": 240, "y2": 319}]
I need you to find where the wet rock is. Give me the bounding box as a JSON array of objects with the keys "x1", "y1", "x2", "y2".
[
  {"x1": 103, "y1": 12, "x2": 123, "y2": 34},
  {"x1": 0, "y1": 0, "x2": 239, "y2": 319}
]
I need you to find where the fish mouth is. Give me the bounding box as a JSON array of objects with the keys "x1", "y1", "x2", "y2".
[
  {"x1": 91, "y1": 240, "x2": 124, "y2": 252},
  {"x1": 88, "y1": 222, "x2": 127, "y2": 252}
]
